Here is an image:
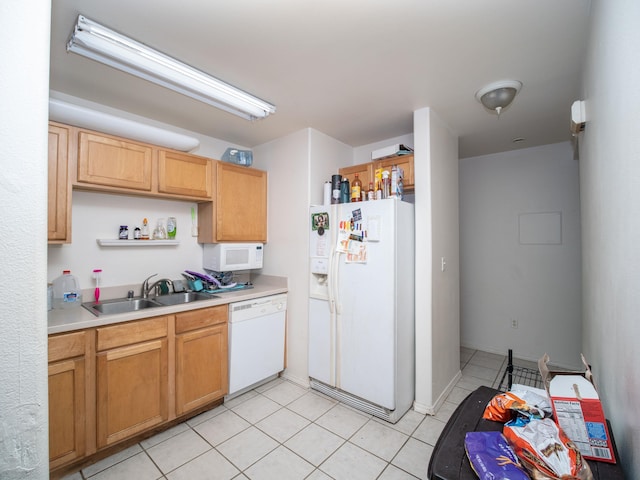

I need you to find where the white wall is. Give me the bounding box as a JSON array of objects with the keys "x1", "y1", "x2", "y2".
[
  {"x1": 413, "y1": 108, "x2": 460, "y2": 413},
  {"x1": 0, "y1": 1, "x2": 50, "y2": 477},
  {"x1": 48, "y1": 192, "x2": 205, "y2": 290},
  {"x1": 581, "y1": 0, "x2": 640, "y2": 477},
  {"x1": 459, "y1": 142, "x2": 582, "y2": 368},
  {"x1": 253, "y1": 129, "x2": 350, "y2": 386}
]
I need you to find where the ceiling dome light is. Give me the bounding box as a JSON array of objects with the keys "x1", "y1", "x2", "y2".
[{"x1": 475, "y1": 80, "x2": 522, "y2": 117}]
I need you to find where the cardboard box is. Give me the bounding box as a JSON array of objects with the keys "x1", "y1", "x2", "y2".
[{"x1": 538, "y1": 354, "x2": 616, "y2": 463}]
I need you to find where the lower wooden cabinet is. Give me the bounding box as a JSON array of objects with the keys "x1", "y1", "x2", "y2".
[
  {"x1": 48, "y1": 331, "x2": 87, "y2": 469},
  {"x1": 95, "y1": 316, "x2": 169, "y2": 448},
  {"x1": 175, "y1": 306, "x2": 228, "y2": 415},
  {"x1": 49, "y1": 306, "x2": 229, "y2": 473}
]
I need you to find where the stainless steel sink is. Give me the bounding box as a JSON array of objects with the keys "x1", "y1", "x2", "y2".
[
  {"x1": 151, "y1": 292, "x2": 214, "y2": 306},
  {"x1": 82, "y1": 292, "x2": 217, "y2": 316},
  {"x1": 82, "y1": 297, "x2": 161, "y2": 316}
]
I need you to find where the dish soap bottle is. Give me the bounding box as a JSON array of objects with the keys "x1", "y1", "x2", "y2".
[{"x1": 52, "y1": 270, "x2": 82, "y2": 309}]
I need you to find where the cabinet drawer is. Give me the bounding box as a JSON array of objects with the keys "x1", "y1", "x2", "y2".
[
  {"x1": 97, "y1": 316, "x2": 168, "y2": 351},
  {"x1": 175, "y1": 306, "x2": 227, "y2": 334},
  {"x1": 49, "y1": 331, "x2": 86, "y2": 362}
]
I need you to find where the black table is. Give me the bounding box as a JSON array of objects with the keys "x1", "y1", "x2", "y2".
[{"x1": 427, "y1": 386, "x2": 624, "y2": 480}]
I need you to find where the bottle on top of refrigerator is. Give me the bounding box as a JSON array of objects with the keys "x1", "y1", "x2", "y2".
[
  {"x1": 367, "y1": 182, "x2": 375, "y2": 201},
  {"x1": 381, "y1": 170, "x2": 391, "y2": 199},
  {"x1": 351, "y1": 174, "x2": 362, "y2": 202},
  {"x1": 340, "y1": 178, "x2": 350, "y2": 203},
  {"x1": 52, "y1": 270, "x2": 82, "y2": 309},
  {"x1": 390, "y1": 166, "x2": 398, "y2": 197},
  {"x1": 375, "y1": 180, "x2": 383, "y2": 200}
]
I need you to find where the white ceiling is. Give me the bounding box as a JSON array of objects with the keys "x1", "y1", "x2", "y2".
[{"x1": 49, "y1": 0, "x2": 592, "y2": 158}]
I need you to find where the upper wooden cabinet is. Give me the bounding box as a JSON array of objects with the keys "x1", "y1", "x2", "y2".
[
  {"x1": 339, "y1": 163, "x2": 373, "y2": 193},
  {"x1": 377, "y1": 154, "x2": 414, "y2": 191},
  {"x1": 72, "y1": 127, "x2": 213, "y2": 201},
  {"x1": 48, "y1": 123, "x2": 72, "y2": 243},
  {"x1": 199, "y1": 161, "x2": 268, "y2": 243},
  {"x1": 158, "y1": 150, "x2": 212, "y2": 198},
  {"x1": 77, "y1": 131, "x2": 153, "y2": 192},
  {"x1": 339, "y1": 154, "x2": 415, "y2": 193}
]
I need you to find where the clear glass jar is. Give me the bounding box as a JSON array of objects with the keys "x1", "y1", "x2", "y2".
[{"x1": 152, "y1": 219, "x2": 167, "y2": 240}]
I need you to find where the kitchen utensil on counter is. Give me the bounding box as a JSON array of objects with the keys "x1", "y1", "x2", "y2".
[{"x1": 93, "y1": 268, "x2": 102, "y2": 302}]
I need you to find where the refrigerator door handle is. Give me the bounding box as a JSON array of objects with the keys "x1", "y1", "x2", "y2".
[
  {"x1": 333, "y1": 251, "x2": 342, "y2": 315},
  {"x1": 328, "y1": 247, "x2": 335, "y2": 314}
]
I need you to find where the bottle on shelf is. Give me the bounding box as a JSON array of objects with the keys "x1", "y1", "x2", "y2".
[
  {"x1": 351, "y1": 173, "x2": 362, "y2": 202},
  {"x1": 52, "y1": 270, "x2": 82, "y2": 309},
  {"x1": 153, "y1": 218, "x2": 167, "y2": 240},
  {"x1": 166, "y1": 217, "x2": 177, "y2": 239},
  {"x1": 141, "y1": 218, "x2": 150, "y2": 240},
  {"x1": 367, "y1": 182, "x2": 375, "y2": 201}
]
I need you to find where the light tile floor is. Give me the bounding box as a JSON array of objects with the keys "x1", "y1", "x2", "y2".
[{"x1": 62, "y1": 348, "x2": 525, "y2": 480}]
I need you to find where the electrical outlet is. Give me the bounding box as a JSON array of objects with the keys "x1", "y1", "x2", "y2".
[{"x1": 511, "y1": 319, "x2": 518, "y2": 329}]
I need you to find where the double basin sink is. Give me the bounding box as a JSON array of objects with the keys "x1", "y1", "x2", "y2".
[{"x1": 82, "y1": 292, "x2": 218, "y2": 316}]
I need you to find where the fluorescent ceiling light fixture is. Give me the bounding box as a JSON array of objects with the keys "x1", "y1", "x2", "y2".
[{"x1": 67, "y1": 15, "x2": 276, "y2": 120}]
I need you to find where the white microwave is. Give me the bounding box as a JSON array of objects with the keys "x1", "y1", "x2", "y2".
[{"x1": 203, "y1": 243, "x2": 264, "y2": 272}]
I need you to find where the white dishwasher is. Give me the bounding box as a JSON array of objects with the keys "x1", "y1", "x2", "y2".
[{"x1": 227, "y1": 293, "x2": 287, "y2": 396}]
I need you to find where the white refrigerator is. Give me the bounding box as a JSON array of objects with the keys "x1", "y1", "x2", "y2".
[{"x1": 308, "y1": 199, "x2": 415, "y2": 423}]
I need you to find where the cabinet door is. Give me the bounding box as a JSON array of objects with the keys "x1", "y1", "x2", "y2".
[
  {"x1": 77, "y1": 131, "x2": 153, "y2": 191},
  {"x1": 48, "y1": 123, "x2": 71, "y2": 243},
  {"x1": 175, "y1": 323, "x2": 228, "y2": 415},
  {"x1": 96, "y1": 318, "x2": 169, "y2": 449},
  {"x1": 339, "y1": 163, "x2": 373, "y2": 193},
  {"x1": 48, "y1": 331, "x2": 87, "y2": 469},
  {"x1": 376, "y1": 155, "x2": 414, "y2": 191},
  {"x1": 200, "y1": 162, "x2": 267, "y2": 242},
  {"x1": 96, "y1": 338, "x2": 168, "y2": 448},
  {"x1": 49, "y1": 357, "x2": 85, "y2": 468},
  {"x1": 158, "y1": 150, "x2": 212, "y2": 199}
]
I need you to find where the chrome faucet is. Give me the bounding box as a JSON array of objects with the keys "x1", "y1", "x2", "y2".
[
  {"x1": 141, "y1": 274, "x2": 174, "y2": 298},
  {"x1": 141, "y1": 274, "x2": 157, "y2": 298}
]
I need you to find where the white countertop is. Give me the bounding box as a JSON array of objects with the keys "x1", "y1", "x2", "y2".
[{"x1": 48, "y1": 274, "x2": 288, "y2": 335}]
